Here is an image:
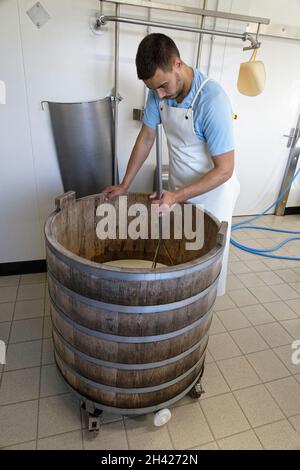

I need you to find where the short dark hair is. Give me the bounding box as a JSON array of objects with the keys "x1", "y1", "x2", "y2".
[{"x1": 135, "y1": 33, "x2": 180, "y2": 80}]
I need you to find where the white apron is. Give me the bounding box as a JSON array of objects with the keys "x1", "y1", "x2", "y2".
[{"x1": 159, "y1": 77, "x2": 240, "y2": 296}]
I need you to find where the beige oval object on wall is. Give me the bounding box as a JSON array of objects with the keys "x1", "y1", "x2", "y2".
[{"x1": 237, "y1": 49, "x2": 266, "y2": 97}]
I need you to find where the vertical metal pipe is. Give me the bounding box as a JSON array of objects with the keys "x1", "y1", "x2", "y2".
[
  {"x1": 143, "y1": 1, "x2": 152, "y2": 108},
  {"x1": 207, "y1": 0, "x2": 220, "y2": 76},
  {"x1": 156, "y1": 124, "x2": 163, "y2": 199},
  {"x1": 195, "y1": 0, "x2": 208, "y2": 69},
  {"x1": 113, "y1": 3, "x2": 120, "y2": 184},
  {"x1": 152, "y1": 123, "x2": 163, "y2": 268}
]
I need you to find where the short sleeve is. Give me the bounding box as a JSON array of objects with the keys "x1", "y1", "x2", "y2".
[
  {"x1": 200, "y1": 90, "x2": 235, "y2": 156},
  {"x1": 143, "y1": 90, "x2": 161, "y2": 129}
]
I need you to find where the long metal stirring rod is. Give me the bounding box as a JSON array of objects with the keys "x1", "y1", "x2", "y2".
[{"x1": 152, "y1": 124, "x2": 174, "y2": 268}]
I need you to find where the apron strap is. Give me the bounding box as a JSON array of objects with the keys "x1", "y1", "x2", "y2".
[
  {"x1": 190, "y1": 77, "x2": 211, "y2": 110},
  {"x1": 184, "y1": 77, "x2": 210, "y2": 120}
]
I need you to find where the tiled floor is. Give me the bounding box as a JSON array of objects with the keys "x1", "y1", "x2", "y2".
[{"x1": 0, "y1": 214, "x2": 300, "y2": 450}]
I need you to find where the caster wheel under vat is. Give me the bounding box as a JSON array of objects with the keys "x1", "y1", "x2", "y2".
[
  {"x1": 153, "y1": 408, "x2": 172, "y2": 427},
  {"x1": 188, "y1": 381, "x2": 205, "y2": 399},
  {"x1": 81, "y1": 401, "x2": 103, "y2": 434}
]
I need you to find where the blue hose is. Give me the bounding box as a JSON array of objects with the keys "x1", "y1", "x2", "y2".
[{"x1": 230, "y1": 167, "x2": 300, "y2": 260}]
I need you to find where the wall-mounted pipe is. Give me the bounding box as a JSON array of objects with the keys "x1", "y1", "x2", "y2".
[{"x1": 99, "y1": 15, "x2": 261, "y2": 50}]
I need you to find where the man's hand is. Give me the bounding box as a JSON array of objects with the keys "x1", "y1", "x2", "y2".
[
  {"x1": 103, "y1": 183, "x2": 127, "y2": 201},
  {"x1": 149, "y1": 190, "x2": 177, "y2": 215}
]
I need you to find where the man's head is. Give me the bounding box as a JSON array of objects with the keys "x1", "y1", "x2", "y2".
[{"x1": 135, "y1": 33, "x2": 184, "y2": 100}]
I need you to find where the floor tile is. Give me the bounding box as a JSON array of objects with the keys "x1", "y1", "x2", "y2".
[
  {"x1": 213, "y1": 295, "x2": 236, "y2": 311},
  {"x1": 0, "y1": 286, "x2": 18, "y2": 303},
  {"x1": 38, "y1": 430, "x2": 83, "y2": 450},
  {"x1": 254, "y1": 420, "x2": 300, "y2": 450},
  {"x1": 249, "y1": 286, "x2": 280, "y2": 303},
  {"x1": 167, "y1": 403, "x2": 213, "y2": 449},
  {"x1": 43, "y1": 317, "x2": 52, "y2": 338},
  {"x1": 0, "y1": 303, "x2": 14, "y2": 323},
  {"x1": 20, "y1": 273, "x2": 46, "y2": 285},
  {"x1": 290, "y1": 282, "x2": 300, "y2": 296},
  {"x1": 42, "y1": 338, "x2": 54, "y2": 365},
  {"x1": 208, "y1": 333, "x2": 242, "y2": 361},
  {"x1": 189, "y1": 441, "x2": 218, "y2": 450},
  {"x1": 83, "y1": 421, "x2": 128, "y2": 450},
  {"x1": 270, "y1": 284, "x2": 300, "y2": 301},
  {"x1": 0, "y1": 367, "x2": 40, "y2": 405},
  {"x1": 38, "y1": 394, "x2": 81, "y2": 438},
  {"x1": 289, "y1": 414, "x2": 300, "y2": 435},
  {"x1": 218, "y1": 430, "x2": 263, "y2": 450},
  {"x1": 244, "y1": 260, "x2": 270, "y2": 272},
  {"x1": 277, "y1": 269, "x2": 300, "y2": 283},
  {"x1": 256, "y1": 322, "x2": 293, "y2": 348},
  {"x1": 281, "y1": 319, "x2": 300, "y2": 339},
  {"x1": 0, "y1": 322, "x2": 11, "y2": 343},
  {"x1": 217, "y1": 356, "x2": 261, "y2": 391},
  {"x1": 241, "y1": 304, "x2": 275, "y2": 325},
  {"x1": 0, "y1": 276, "x2": 20, "y2": 287},
  {"x1": 209, "y1": 315, "x2": 226, "y2": 335},
  {"x1": 225, "y1": 274, "x2": 244, "y2": 291},
  {"x1": 10, "y1": 318, "x2": 43, "y2": 343},
  {"x1": 0, "y1": 400, "x2": 38, "y2": 448},
  {"x1": 273, "y1": 344, "x2": 300, "y2": 374},
  {"x1": 247, "y1": 350, "x2": 290, "y2": 382},
  {"x1": 236, "y1": 273, "x2": 265, "y2": 288},
  {"x1": 265, "y1": 377, "x2": 300, "y2": 417},
  {"x1": 17, "y1": 284, "x2": 45, "y2": 301},
  {"x1": 228, "y1": 289, "x2": 259, "y2": 307},
  {"x1": 14, "y1": 299, "x2": 44, "y2": 320},
  {"x1": 229, "y1": 262, "x2": 252, "y2": 275},
  {"x1": 201, "y1": 393, "x2": 250, "y2": 440},
  {"x1": 123, "y1": 413, "x2": 173, "y2": 450},
  {"x1": 256, "y1": 271, "x2": 284, "y2": 286},
  {"x1": 263, "y1": 301, "x2": 298, "y2": 321},
  {"x1": 201, "y1": 362, "x2": 230, "y2": 398},
  {"x1": 40, "y1": 364, "x2": 69, "y2": 397},
  {"x1": 230, "y1": 327, "x2": 269, "y2": 354},
  {"x1": 2, "y1": 440, "x2": 37, "y2": 450},
  {"x1": 5, "y1": 340, "x2": 42, "y2": 371},
  {"x1": 285, "y1": 299, "x2": 300, "y2": 315},
  {"x1": 216, "y1": 308, "x2": 251, "y2": 331},
  {"x1": 234, "y1": 384, "x2": 284, "y2": 427}
]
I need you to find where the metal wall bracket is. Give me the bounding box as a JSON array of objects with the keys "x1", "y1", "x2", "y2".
[
  {"x1": 111, "y1": 94, "x2": 123, "y2": 103},
  {"x1": 133, "y1": 108, "x2": 144, "y2": 121},
  {"x1": 26, "y1": 2, "x2": 50, "y2": 29}
]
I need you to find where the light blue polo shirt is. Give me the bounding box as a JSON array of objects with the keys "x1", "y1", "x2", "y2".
[{"x1": 143, "y1": 69, "x2": 234, "y2": 157}]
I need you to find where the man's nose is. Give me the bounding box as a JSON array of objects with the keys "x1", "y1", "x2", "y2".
[{"x1": 156, "y1": 89, "x2": 166, "y2": 99}]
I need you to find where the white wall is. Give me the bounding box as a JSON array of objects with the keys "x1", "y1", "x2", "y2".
[{"x1": 1, "y1": 0, "x2": 300, "y2": 263}]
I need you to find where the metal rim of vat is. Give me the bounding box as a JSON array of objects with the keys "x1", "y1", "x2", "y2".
[
  {"x1": 55, "y1": 347, "x2": 205, "y2": 394},
  {"x1": 44, "y1": 192, "x2": 228, "y2": 282},
  {"x1": 55, "y1": 363, "x2": 204, "y2": 415},
  {"x1": 52, "y1": 323, "x2": 209, "y2": 370},
  {"x1": 47, "y1": 269, "x2": 219, "y2": 314},
  {"x1": 50, "y1": 298, "x2": 213, "y2": 344}
]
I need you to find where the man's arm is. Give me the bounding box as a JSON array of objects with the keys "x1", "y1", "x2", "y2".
[
  {"x1": 103, "y1": 123, "x2": 156, "y2": 199},
  {"x1": 150, "y1": 150, "x2": 234, "y2": 211},
  {"x1": 174, "y1": 150, "x2": 234, "y2": 203}
]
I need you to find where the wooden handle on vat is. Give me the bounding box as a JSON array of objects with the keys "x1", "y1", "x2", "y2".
[
  {"x1": 217, "y1": 221, "x2": 228, "y2": 247},
  {"x1": 55, "y1": 191, "x2": 76, "y2": 211}
]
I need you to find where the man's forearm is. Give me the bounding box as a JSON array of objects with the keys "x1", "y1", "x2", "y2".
[
  {"x1": 121, "y1": 135, "x2": 154, "y2": 190},
  {"x1": 174, "y1": 166, "x2": 233, "y2": 204}
]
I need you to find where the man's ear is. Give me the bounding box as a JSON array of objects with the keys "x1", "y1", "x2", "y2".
[{"x1": 173, "y1": 57, "x2": 182, "y2": 70}]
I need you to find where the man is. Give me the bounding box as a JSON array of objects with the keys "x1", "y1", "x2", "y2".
[{"x1": 104, "y1": 33, "x2": 240, "y2": 296}]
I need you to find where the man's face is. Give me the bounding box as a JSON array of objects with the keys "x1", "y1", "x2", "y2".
[{"x1": 144, "y1": 59, "x2": 184, "y2": 100}]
